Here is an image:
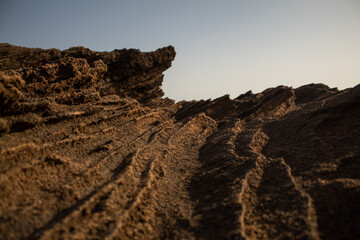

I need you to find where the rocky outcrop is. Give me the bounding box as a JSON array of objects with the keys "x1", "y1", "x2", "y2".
[
  {"x1": 0, "y1": 44, "x2": 359, "y2": 240},
  {"x1": 0, "y1": 43, "x2": 175, "y2": 105}
]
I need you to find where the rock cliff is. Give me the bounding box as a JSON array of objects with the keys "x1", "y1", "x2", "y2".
[{"x1": 0, "y1": 44, "x2": 359, "y2": 240}]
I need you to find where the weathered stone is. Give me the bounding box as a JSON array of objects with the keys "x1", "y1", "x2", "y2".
[{"x1": 0, "y1": 44, "x2": 359, "y2": 240}]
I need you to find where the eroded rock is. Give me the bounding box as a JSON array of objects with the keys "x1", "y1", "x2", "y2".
[{"x1": 0, "y1": 43, "x2": 359, "y2": 240}]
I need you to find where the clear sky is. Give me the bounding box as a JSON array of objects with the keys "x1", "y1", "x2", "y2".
[{"x1": 1, "y1": 0, "x2": 359, "y2": 101}]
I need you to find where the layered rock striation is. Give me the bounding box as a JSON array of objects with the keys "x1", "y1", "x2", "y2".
[{"x1": 0, "y1": 44, "x2": 359, "y2": 240}]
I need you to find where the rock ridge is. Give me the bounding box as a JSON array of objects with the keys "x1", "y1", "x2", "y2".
[{"x1": 0, "y1": 44, "x2": 359, "y2": 240}]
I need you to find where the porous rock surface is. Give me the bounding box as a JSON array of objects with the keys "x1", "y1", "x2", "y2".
[{"x1": 0, "y1": 43, "x2": 359, "y2": 240}]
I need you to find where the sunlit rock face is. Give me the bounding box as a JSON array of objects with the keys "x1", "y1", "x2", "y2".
[{"x1": 1, "y1": 43, "x2": 359, "y2": 240}]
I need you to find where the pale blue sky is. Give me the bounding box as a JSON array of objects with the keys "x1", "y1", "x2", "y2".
[{"x1": 1, "y1": 0, "x2": 359, "y2": 101}]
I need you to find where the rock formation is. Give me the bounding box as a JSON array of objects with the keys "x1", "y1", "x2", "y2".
[{"x1": 0, "y1": 43, "x2": 359, "y2": 240}]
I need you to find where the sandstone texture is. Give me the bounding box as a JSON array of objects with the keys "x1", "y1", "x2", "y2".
[{"x1": 0, "y1": 43, "x2": 359, "y2": 240}]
